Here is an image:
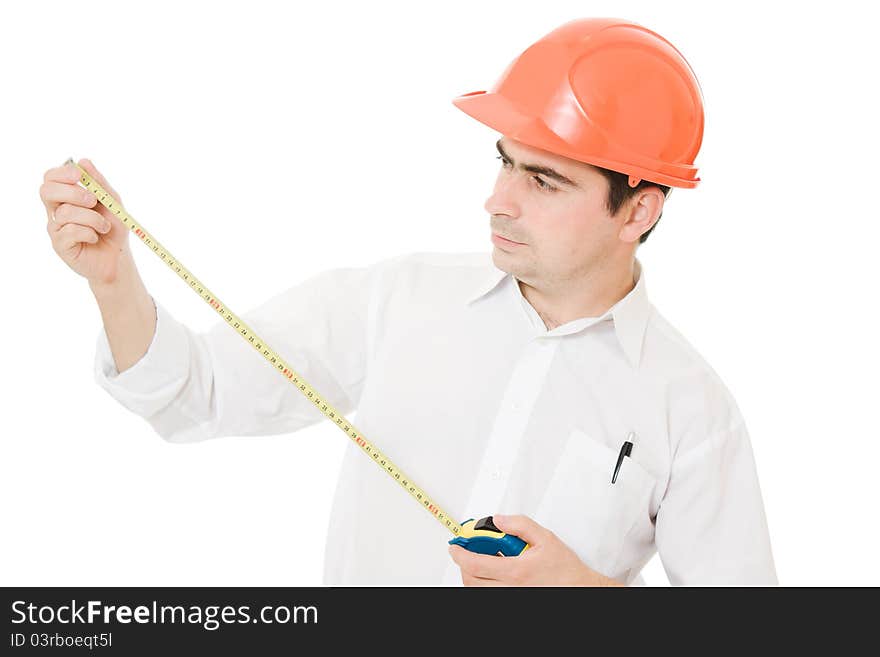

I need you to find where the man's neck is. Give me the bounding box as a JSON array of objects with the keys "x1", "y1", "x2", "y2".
[{"x1": 517, "y1": 258, "x2": 636, "y2": 331}]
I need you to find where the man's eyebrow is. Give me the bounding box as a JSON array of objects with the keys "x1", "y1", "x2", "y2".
[{"x1": 495, "y1": 139, "x2": 580, "y2": 189}]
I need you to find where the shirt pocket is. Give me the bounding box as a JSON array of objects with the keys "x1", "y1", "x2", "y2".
[{"x1": 533, "y1": 427, "x2": 658, "y2": 577}]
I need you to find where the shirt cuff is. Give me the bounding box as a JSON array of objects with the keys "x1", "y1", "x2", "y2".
[{"x1": 93, "y1": 296, "x2": 192, "y2": 416}]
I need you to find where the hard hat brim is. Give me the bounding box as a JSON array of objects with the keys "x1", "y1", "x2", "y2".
[{"x1": 452, "y1": 89, "x2": 700, "y2": 189}]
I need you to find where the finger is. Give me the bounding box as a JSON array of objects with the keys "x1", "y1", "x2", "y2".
[
  {"x1": 54, "y1": 222, "x2": 99, "y2": 252},
  {"x1": 51, "y1": 202, "x2": 111, "y2": 235},
  {"x1": 490, "y1": 514, "x2": 550, "y2": 545},
  {"x1": 462, "y1": 574, "x2": 505, "y2": 587},
  {"x1": 40, "y1": 181, "x2": 98, "y2": 222},
  {"x1": 448, "y1": 545, "x2": 512, "y2": 580},
  {"x1": 78, "y1": 158, "x2": 121, "y2": 204},
  {"x1": 43, "y1": 162, "x2": 84, "y2": 185},
  {"x1": 42, "y1": 162, "x2": 87, "y2": 223}
]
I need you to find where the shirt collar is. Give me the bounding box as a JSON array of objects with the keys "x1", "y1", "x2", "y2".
[{"x1": 465, "y1": 256, "x2": 653, "y2": 369}]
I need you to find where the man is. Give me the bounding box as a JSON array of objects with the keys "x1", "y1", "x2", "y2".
[{"x1": 41, "y1": 18, "x2": 777, "y2": 585}]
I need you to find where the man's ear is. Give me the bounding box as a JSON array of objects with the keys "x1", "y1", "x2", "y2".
[{"x1": 619, "y1": 188, "x2": 664, "y2": 244}]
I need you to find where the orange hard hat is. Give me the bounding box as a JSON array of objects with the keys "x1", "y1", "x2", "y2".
[{"x1": 452, "y1": 18, "x2": 705, "y2": 188}]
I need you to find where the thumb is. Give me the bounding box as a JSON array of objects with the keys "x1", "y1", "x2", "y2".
[
  {"x1": 78, "y1": 158, "x2": 123, "y2": 206},
  {"x1": 491, "y1": 514, "x2": 548, "y2": 545}
]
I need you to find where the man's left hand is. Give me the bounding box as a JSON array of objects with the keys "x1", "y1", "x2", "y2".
[{"x1": 447, "y1": 514, "x2": 624, "y2": 586}]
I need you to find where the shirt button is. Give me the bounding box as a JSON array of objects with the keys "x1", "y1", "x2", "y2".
[
  {"x1": 511, "y1": 401, "x2": 521, "y2": 410},
  {"x1": 491, "y1": 469, "x2": 503, "y2": 480}
]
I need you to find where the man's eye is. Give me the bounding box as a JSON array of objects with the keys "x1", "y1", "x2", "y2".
[
  {"x1": 533, "y1": 176, "x2": 555, "y2": 191},
  {"x1": 496, "y1": 155, "x2": 556, "y2": 192}
]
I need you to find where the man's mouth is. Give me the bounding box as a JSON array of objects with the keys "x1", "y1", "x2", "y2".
[{"x1": 493, "y1": 233, "x2": 525, "y2": 245}]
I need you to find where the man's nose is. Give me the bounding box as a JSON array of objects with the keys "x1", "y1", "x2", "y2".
[{"x1": 484, "y1": 175, "x2": 522, "y2": 219}]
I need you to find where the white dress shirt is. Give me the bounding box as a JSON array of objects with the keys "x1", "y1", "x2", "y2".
[{"x1": 94, "y1": 251, "x2": 777, "y2": 586}]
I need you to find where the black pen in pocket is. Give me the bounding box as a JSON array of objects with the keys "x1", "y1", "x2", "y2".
[{"x1": 612, "y1": 431, "x2": 635, "y2": 484}]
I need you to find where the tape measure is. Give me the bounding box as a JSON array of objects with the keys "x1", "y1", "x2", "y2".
[{"x1": 66, "y1": 158, "x2": 466, "y2": 536}]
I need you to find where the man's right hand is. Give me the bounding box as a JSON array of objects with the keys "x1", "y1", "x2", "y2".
[{"x1": 41, "y1": 158, "x2": 130, "y2": 285}]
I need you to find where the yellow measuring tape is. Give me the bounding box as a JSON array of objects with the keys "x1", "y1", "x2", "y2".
[{"x1": 67, "y1": 158, "x2": 463, "y2": 537}]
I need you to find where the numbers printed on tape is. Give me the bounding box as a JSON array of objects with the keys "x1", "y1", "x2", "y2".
[{"x1": 66, "y1": 158, "x2": 462, "y2": 536}]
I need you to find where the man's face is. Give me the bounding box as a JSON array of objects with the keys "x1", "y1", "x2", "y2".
[{"x1": 484, "y1": 137, "x2": 632, "y2": 288}]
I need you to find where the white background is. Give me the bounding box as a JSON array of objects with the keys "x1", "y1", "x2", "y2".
[{"x1": 2, "y1": 0, "x2": 878, "y2": 586}]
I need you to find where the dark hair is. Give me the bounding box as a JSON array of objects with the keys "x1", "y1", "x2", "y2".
[{"x1": 592, "y1": 167, "x2": 671, "y2": 244}]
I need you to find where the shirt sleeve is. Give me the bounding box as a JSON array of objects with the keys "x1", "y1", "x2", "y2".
[
  {"x1": 654, "y1": 418, "x2": 778, "y2": 585},
  {"x1": 93, "y1": 263, "x2": 380, "y2": 443}
]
